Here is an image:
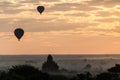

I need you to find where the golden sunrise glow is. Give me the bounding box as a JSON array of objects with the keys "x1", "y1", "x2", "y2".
[{"x1": 0, "y1": 0, "x2": 120, "y2": 54}]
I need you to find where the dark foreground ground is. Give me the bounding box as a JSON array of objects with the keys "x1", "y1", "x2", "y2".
[{"x1": 0, "y1": 64, "x2": 120, "y2": 80}]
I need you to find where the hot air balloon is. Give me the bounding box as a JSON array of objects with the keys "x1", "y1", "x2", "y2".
[
  {"x1": 14, "y1": 28, "x2": 24, "y2": 41},
  {"x1": 37, "y1": 6, "x2": 45, "y2": 14}
]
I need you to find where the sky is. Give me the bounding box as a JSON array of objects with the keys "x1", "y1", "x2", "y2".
[{"x1": 0, "y1": 0, "x2": 120, "y2": 55}]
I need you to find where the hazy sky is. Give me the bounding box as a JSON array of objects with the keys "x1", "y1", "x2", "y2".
[{"x1": 0, "y1": 0, "x2": 120, "y2": 54}]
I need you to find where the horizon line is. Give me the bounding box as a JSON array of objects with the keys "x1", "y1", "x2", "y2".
[{"x1": 0, "y1": 53, "x2": 120, "y2": 56}]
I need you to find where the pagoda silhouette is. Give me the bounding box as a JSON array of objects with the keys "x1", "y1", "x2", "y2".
[{"x1": 42, "y1": 55, "x2": 59, "y2": 72}]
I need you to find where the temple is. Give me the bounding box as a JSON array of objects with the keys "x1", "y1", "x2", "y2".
[{"x1": 42, "y1": 55, "x2": 59, "y2": 72}]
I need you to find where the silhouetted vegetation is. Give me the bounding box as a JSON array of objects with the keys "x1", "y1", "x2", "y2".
[
  {"x1": 50, "y1": 75, "x2": 69, "y2": 80},
  {"x1": 108, "y1": 64, "x2": 120, "y2": 73},
  {"x1": 70, "y1": 72, "x2": 94, "y2": 80},
  {"x1": 0, "y1": 65, "x2": 50, "y2": 80},
  {"x1": 0, "y1": 63, "x2": 120, "y2": 80},
  {"x1": 95, "y1": 64, "x2": 120, "y2": 80},
  {"x1": 96, "y1": 72, "x2": 119, "y2": 80}
]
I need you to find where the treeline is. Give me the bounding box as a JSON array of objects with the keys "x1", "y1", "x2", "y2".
[{"x1": 0, "y1": 64, "x2": 120, "y2": 80}]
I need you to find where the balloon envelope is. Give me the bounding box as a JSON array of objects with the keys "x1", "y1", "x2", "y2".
[
  {"x1": 14, "y1": 28, "x2": 24, "y2": 41},
  {"x1": 37, "y1": 6, "x2": 45, "y2": 14}
]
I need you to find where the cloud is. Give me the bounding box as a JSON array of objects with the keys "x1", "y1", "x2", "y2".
[
  {"x1": 85, "y1": 0, "x2": 120, "y2": 8},
  {"x1": 64, "y1": 12, "x2": 90, "y2": 17},
  {"x1": 46, "y1": 3, "x2": 101, "y2": 12},
  {"x1": 12, "y1": 19, "x2": 92, "y2": 32},
  {"x1": 96, "y1": 11, "x2": 120, "y2": 17},
  {"x1": 95, "y1": 17, "x2": 120, "y2": 23},
  {"x1": 41, "y1": 0, "x2": 60, "y2": 2},
  {"x1": 0, "y1": 0, "x2": 119, "y2": 36},
  {"x1": 19, "y1": 0, "x2": 40, "y2": 3}
]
